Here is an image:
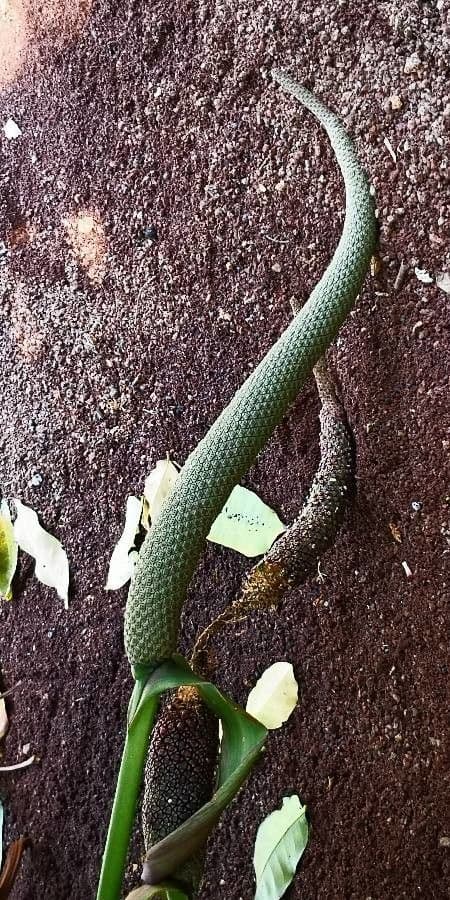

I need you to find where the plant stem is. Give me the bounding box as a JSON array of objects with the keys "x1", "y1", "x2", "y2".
[{"x1": 96, "y1": 679, "x2": 159, "y2": 900}]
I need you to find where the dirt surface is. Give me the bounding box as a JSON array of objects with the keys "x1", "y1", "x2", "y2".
[{"x1": 1, "y1": 1, "x2": 449, "y2": 898}]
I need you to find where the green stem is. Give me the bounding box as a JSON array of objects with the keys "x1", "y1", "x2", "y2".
[{"x1": 96, "y1": 679, "x2": 159, "y2": 900}]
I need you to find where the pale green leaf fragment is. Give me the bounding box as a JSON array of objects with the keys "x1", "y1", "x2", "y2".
[
  {"x1": 13, "y1": 500, "x2": 70, "y2": 608},
  {"x1": 208, "y1": 485, "x2": 286, "y2": 557},
  {"x1": 0, "y1": 501, "x2": 18, "y2": 600},
  {"x1": 125, "y1": 885, "x2": 188, "y2": 900},
  {"x1": 246, "y1": 662, "x2": 298, "y2": 730},
  {"x1": 143, "y1": 460, "x2": 179, "y2": 527},
  {"x1": 254, "y1": 795, "x2": 309, "y2": 900},
  {"x1": 106, "y1": 496, "x2": 142, "y2": 590}
]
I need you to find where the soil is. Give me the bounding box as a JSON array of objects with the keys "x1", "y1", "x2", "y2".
[{"x1": 0, "y1": 1, "x2": 449, "y2": 898}]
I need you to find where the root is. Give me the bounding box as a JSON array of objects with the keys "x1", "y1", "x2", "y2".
[{"x1": 191, "y1": 357, "x2": 354, "y2": 674}]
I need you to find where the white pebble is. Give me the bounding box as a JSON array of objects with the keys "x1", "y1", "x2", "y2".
[
  {"x1": 404, "y1": 53, "x2": 421, "y2": 75},
  {"x1": 401, "y1": 561, "x2": 413, "y2": 579},
  {"x1": 3, "y1": 117, "x2": 22, "y2": 140}
]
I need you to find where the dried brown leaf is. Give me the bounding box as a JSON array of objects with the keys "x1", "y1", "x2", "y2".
[
  {"x1": 0, "y1": 837, "x2": 30, "y2": 899},
  {"x1": 388, "y1": 522, "x2": 402, "y2": 543}
]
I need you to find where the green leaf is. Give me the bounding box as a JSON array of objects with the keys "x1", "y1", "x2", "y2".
[
  {"x1": 0, "y1": 798, "x2": 3, "y2": 868},
  {"x1": 125, "y1": 884, "x2": 188, "y2": 900},
  {"x1": 0, "y1": 501, "x2": 18, "y2": 600},
  {"x1": 97, "y1": 656, "x2": 267, "y2": 900},
  {"x1": 254, "y1": 795, "x2": 309, "y2": 900},
  {"x1": 207, "y1": 485, "x2": 286, "y2": 557},
  {"x1": 137, "y1": 656, "x2": 268, "y2": 885},
  {"x1": 96, "y1": 683, "x2": 159, "y2": 900}
]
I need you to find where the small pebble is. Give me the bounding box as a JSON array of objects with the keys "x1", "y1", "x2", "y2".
[
  {"x1": 404, "y1": 53, "x2": 421, "y2": 75},
  {"x1": 2, "y1": 117, "x2": 22, "y2": 140},
  {"x1": 389, "y1": 95, "x2": 403, "y2": 111},
  {"x1": 401, "y1": 561, "x2": 413, "y2": 579},
  {"x1": 139, "y1": 224, "x2": 158, "y2": 242}
]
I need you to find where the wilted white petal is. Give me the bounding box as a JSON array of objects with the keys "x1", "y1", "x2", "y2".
[
  {"x1": 13, "y1": 500, "x2": 69, "y2": 607},
  {"x1": 106, "y1": 496, "x2": 142, "y2": 590},
  {"x1": 436, "y1": 272, "x2": 450, "y2": 294},
  {"x1": 3, "y1": 118, "x2": 22, "y2": 140},
  {"x1": 246, "y1": 661, "x2": 298, "y2": 729},
  {"x1": 414, "y1": 266, "x2": 433, "y2": 284},
  {"x1": 143, "y1": 459, "x2": 179, "y2": 526},
  {"x1": 254, "y1": 795, "x2": 308, "y2": 900},
  {"x1": 0, "y1": 699, "x2": 8, "y2": 741}
]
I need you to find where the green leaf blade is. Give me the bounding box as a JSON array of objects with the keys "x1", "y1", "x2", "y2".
[
  {"x1": 0, "y1": 503, "x2": 18, "y2": 600},
  {"x1": 0, "y1": 798, "x2": 4, "y2": 869},
  {"x1": 97, "y1": 656, "x2": 267, "y2": 899},
  {"x1": 254, "y1": 796, "x2": 309, "y2": 900},
  {"x1": 139, "y1": 656, "x2": 267, "y2": 886}
]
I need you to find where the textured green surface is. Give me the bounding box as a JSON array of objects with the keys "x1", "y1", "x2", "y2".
[{"x1": 124, "y1": 71, "x2": 377, "y2": 670}]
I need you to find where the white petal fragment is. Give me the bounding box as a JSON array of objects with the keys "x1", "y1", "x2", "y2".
[
  {"x1": 106, "y1": 496, "x2": 142, "y2": 590},
  {"x1": 0, "y1": 698, "x2": 8, "y2": 741},
  {"x1": 143, "y1": 459, "x2": 179, "y2": 527},
  {"x1": 436, "y1": 272, "x2": 450, "y2": 294},
  {"x1": 208, "y1": 485, "x2": 286, "y2": 557},
  {"x1": 13, "y1": 500, "x2": 70, "y2": 607},
  {"x1": 246, "y1": 661, "x2": 298, "y2": 729},
  {"x1": 414, "y1": 266, "x2": 433, "y2": 284}
]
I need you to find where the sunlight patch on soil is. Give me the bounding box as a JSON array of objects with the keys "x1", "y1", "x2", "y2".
[
  {"x1": 64, "y1": 211, "x2": 107, "y2": 284},
  {"x1": 10, "y1": 282, "x2": 46, "y2": 362},
  {"x1": 0, "y1": 0, "x2": 29, "y2": 90},
  {"x1": 27, "y1": 0, "x2": 92, "y2": 38},
  {"x1": 0, "y1": 0, "x2": 92, "y2": 91}
]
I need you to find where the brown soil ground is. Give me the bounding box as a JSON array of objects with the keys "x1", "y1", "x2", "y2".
[{"x1": 1, "y1": 1, "x2": 449, "y2": 898}]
